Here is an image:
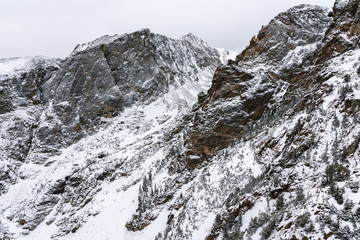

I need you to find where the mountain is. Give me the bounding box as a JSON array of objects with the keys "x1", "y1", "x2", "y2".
[
  {"x1": 0, "y1": 29, "x2": 233, "y2": 239},
  {"x1": 1, "y1": 0, "x2": 360, "y2": 239}
]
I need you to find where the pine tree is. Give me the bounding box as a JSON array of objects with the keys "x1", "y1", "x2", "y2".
[
  {"x1": 342, "y1": 114, "x2": 348, "y2": 128},
  {"x1": 260, "y1": 217, "x2": 276, "y2": 240},
  {"x1": 214, "y1": 214, "x2": 222, "y2": 227},
  {"x1": 294, "y1": 187, "x2": 305, "y2": 205},
  {"x1": 331, "y1": 132, "x2": 339, "y2": 160},
  {"x1": 323, "y1": 161, "x2": 350, "y2": 185},
  {"x1": 295, "y1": 212, "x2": 311, "y2": 228},
  {"x1": 344, "y1": 74, "x2": 351, "y2": 83},
  {"x1": 329, "y1": 182, "x2": 344, "y2": 205},
  {"x1": 355, "y1": 207, "x2": 360, "y2": 218},
  {"x1": 332, "y1": 114, "x2": 340, "y2": 128},
  {"x1": 321, "y1": 144, "x2": 329, "y2": 162},
  {"x1": 276, "y1": 194, "x2": 285, "y2": 210},
  {"x1": 230, "y1": 220, "x2": 242, "y2": 240},
  {"x1": 340, "y1": 149, "x2": 347, "y2": 162}
]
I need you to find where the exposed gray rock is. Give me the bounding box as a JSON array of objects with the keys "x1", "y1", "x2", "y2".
[
  {"x1": 0, "y1": 29, "x2": 227, "y2": 237},
  {"x1": 29, "y1": 29, "x2": 223, "y2": 161},
  {"x1": 175, "y1": 4, "x2": 333, "y2": 169},
  {"x1": 3, "y1": 2, "x2": 360, "y2": 239}
]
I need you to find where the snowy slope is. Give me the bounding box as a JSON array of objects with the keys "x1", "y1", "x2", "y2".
[
  {"x1": 0, "y1": 56, "x2": 59, "y2": 80},
  {"x1": 1, "y1": 1, "x2": 360, "y2": 240},
  {"x1": 0, "y1": 29, "x2": 232, "y2": 239},
  {"x1": 0, "y1": 69, "x2": 211, "y2": 239}
]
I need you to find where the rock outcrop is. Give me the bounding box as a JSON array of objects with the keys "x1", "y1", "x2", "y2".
[
  {"x1": 0, "y1": 29, "x2": 229, "y2": 237},
  {"x1": 29, "y1": 29, "x2": 224, "y2": 160},
  {"x1": 181, "y1": 4, "x2": 333, "y2": 169},
  {"x1": 1, "y1": 1, "x2": 360, "y2": 240}
]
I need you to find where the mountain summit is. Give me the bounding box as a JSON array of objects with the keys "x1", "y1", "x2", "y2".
[{"x1": 0, "y1": 29, "x2": 231, "y2": 239}]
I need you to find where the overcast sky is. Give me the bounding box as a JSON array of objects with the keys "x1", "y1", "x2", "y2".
[{"x1": 0, "y1": 0, "x2": 335, "y2": 59}]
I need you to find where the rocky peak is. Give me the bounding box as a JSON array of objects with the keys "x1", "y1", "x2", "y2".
[
  {"x1": 180, "y1": 32, "x2": 222, "y2": 69},
  {"x1": 236, "y1": 4, "x2": 332, "y2": 67},
  {"x1": 38, "y1": 29, "x2": 224, "y2": 154},
  {"x1": 3, "y1": 1, "x2": 360, "y2": 240},
  {"x1": 44, "y1": 29, "x2": 219, "y2": 108},
  {"x1": 175, "y1": 4, "x2": 334, "y2": 170},
  {"x1": 0, "y1": 28, "x2": 230, "y2": 238},
  {"x1": 315, "y1": 0, "x2": 360, "y2": 63},
  {"x1": 71, "y1": 28, "x2": 153, "y2": 56},
  {"x1": 181, "y1": 33, "x2": 208, "y2": 49}
]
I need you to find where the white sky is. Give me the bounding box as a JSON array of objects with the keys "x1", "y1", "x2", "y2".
[{"x1": 0, "y1": 0, "x2": 335, "y2": 59}]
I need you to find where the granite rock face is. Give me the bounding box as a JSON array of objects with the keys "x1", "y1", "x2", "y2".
[
  {"x1": 2, "y1": 1, "x2": 360, "y2": 240},
  {"x1": 181, "y1": 5, "x2": 333, "y2": 169},
  {"x1": 0, "y1": 57, "x2": 59, "y2": 114},
  {"x1": 0, "y1": 29, "x2": 225, "y2": 166},
  {"x1": 237, "y1": 5, "x2": 332, "y2": 65},
  {"x1": 314, "y1": 0, "x2": 360, "y2": 63},
  {"x1": 0, "y1": 29, "x2": 228, "y2": 236},
  {"x1": 31, "y1": 29, "x2": 224, "y2": 158},
  {"x1": 43, "y1": 29, "x2": 222, "y2": 116}
]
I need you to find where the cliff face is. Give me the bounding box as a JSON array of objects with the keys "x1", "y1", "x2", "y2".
[
  {"x1": 181, "y1": 4, "x2": 333, "y2": 169},
  {"x1": 0, "y1": 57, "x2": 59, "y2": 114},
  {"x1": 0, "y1": 29, "x2": 229, "y2": 238},
  {"x1": 43, "y1": 30, "x2": 222, "y2": 119},
  {"x1": 316, "y1": 0, "x2": 360, "y2": 63},
  {"x1": 0, "y1": 28, "x2": 226, "y2": 165},
  {"x1": 32, "y1": 29, "x2": 224, "y2": 160},
  {"x1": 1, "y1": 1, "x2": 360, "y2": 240},
  {"x1": 236, "y1": 4, "x2": 332, "y2": 65},
  {"x1": 198, "y1": 1, "x2": 360, "y2": 239},
  {"x1": 162, "y1": 2, "x2": 360, "y2": 239}
]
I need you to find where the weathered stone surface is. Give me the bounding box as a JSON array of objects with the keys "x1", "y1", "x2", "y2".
[
  {"x1": 0, "y1": 29, "x2": 227, "y2": 236},
  {"x1": 236, "y1": 5, "x2": 332, "y2": 66},
  {"x1": 179, "y1": 5, "x2": 333, "y2": 170},
  {"x1": 28, "y1": 29, "x2": 223, "y2": 160},
  {"x1": 3, "y1": 1, "x2": 360, "y2": 238},
  {"x1": 0, "y1": 57, "x2": 59, "y2": 114},
  {"x1": 314, "y1": 0, "x2": 360, "y2": 63},
  {"x1": 42, "y1": 29, "x2": 222, "y2": 120}
]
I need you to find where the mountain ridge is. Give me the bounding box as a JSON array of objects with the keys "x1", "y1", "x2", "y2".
[
  {"x1": 0, "y1": 28, "x2": 233, "y2": 239},
  {"x1": 1, "y1": 1, "x2": 360, "y2": 239}
]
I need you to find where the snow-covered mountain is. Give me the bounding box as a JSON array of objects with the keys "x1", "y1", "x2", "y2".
[
  {"x1": 0, "y1": 28, "x2": 234, "y2": 239},
  {"x1": 1, "y1": 0, "x2": 360, "y2": 239}
]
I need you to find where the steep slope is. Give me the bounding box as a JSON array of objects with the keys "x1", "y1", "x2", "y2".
[
  {"x1": 0, "y1": 29, "x2": 232, "y2": 239},
  {"x1": 31, "y1": 29, "x2": 226, "y2": 162},
  {"x1": 0, "y1": 56, "x2": 59, "y2": 202},
  {"x1": 181, "y1": 4, "x2": 333, "y2": 169},
  {"x1": 1, "y1": 1, "x2": 360, "y2": 240},
  {"x1": 111, "y1": 1, "x2": 360, "y2": 240},
  {"x1": 169, "y1": 1, "x2": 360, "y2": 240},
  {"x1": 0, "y1": 56, "x2": 59, "y2": 114}
]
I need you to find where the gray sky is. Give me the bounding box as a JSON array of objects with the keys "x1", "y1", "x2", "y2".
[{"x1": 0, "y1": 0, "x2": 335, "y2": 59}]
